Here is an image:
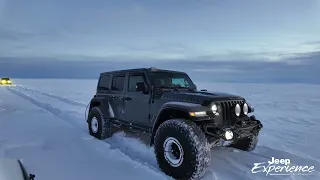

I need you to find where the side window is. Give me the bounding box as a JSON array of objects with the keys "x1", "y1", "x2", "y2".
[
  {"x1": 111, "y1": 75, "x2": 125, "y2": 91},
  {"x1": 97, "y1": 75, "x2": 110, "y2": 90},
  {"x1": 128, "y1": 75, "x2": 145, "y2": 92}
]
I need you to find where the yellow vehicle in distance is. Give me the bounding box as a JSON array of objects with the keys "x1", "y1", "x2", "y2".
[{"x1": 0, "y1": 77, "x2": 13, "y2": 85}]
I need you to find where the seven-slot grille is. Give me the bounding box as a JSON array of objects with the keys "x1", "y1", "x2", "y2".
[{"x1": 219, "y1": 100, "x2": 245, "y2": 125}]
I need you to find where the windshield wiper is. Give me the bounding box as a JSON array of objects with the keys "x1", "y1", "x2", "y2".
[
  {"x1": 157, "y1": 86, "x2": 194, "y2": 91},
  {"x1": 174, "y1": 86, "x2": 195, "y2": 91},
  {"x1": 157, "y1": 86, "x2": 179, "y2": 91}
]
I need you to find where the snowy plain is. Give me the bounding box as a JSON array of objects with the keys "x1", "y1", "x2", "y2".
[{"x1": 0, "y1": 78, "x2": 319, "y2": 180}]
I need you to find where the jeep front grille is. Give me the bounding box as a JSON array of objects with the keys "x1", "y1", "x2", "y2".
[{"x1": 219, "y1": 100, "x2": 245, "y2": 125}]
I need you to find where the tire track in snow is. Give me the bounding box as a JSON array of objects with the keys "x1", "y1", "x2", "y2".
[
  {"x1": 8, "y1": 86, "x2": 163, "y2": 172},
  {"x1": 15, "y1": 85, "x2": 87, "y2": 107},
  {"x1": 103, "y1": 132, "x2": 161, "y2": 173},
  {"x1": 6, "y1": 87, "x2": 165, "y2": 177},
  {"x1": 7, "y1": 87, "x2": 87, "y2": 131},
  {"x1": 207, "y1": 148, "x2": 260, "y2": 180}
]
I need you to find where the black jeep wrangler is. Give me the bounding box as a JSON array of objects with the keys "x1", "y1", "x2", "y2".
[{"x1": 87, "y1": 67, "x2": 263, "y2": 180}]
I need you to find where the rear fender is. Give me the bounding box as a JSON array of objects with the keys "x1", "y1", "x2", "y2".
[{"x1": 87, "y1": 97, "x2": 113, "y2": 122}]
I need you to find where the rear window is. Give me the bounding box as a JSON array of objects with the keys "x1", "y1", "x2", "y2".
[
  {"x1": 97, "y1": 75, "x2": 110, "y2": 90},
  {"x1": 111, "y1": 75, "x2": 125, "y2": 91}
]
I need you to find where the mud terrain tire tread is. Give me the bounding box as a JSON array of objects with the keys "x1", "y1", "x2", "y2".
[
  {"x1": 88, "y1": 106, "x2": 112, "y2": 140},
  {"x1": 154, "y1": 119, "x2": 211, "y2": 180}
]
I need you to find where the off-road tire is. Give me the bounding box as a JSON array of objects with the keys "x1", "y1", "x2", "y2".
[
  {"x1": 230, "y1": 135, "x2": 258, "y2": 151},
  {"x1": 88, "y1": 107, "x2": 112, "y2": 140},
  {"x1": 154, "y1": 119, "x2": 211, "y2": 180}
]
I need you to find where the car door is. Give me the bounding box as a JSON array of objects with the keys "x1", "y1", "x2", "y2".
[
  {"x1": 108, "y1": 73, "x2": 126, "y2": 120},
  {"x1": 123, "y1": 71, "x2": 151, "y2": 126}
]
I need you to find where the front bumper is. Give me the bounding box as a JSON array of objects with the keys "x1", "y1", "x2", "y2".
[
  {"x1": 0, "y1": 81, "x2": 12, "y2": 85},
  {"x1": 231, "y1": 116, "x2": 263, "y2": 140},
  {"x1": 203, "y1": 115, "x2": 263, "y2": 145}
]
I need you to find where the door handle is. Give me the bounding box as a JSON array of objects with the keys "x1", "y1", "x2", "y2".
[
  {"x1": 123, "y1": 97, "x2": 132, "y2": 101},
  {"x1": 109, "y1": 95, "x2": 115, "y2": 99}
]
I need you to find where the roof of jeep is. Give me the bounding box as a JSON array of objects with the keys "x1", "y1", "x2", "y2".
[
  {"x1": 1, "y1": 77, "x2": 10, "y2": 80},
  {"x1": 100, "y1": 67, "x2": 186, "y2": 76}
]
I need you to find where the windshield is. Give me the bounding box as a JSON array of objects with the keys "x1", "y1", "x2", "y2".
[{"x1": 150, "y1": 72, "x2": 196, "y2": 89}]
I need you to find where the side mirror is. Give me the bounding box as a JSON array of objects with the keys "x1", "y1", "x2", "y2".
[{"x1": 136, "y1": 82, "x2": 148, "y2": 94}]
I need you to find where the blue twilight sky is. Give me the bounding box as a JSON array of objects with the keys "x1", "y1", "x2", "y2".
[{"x1": 0, "y1": 0, "x2": 320, "y2": 83}]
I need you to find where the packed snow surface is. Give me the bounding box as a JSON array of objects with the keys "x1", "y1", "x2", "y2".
[{"x1": 0, "y1": 79, "x2": 319, "y2": 180}]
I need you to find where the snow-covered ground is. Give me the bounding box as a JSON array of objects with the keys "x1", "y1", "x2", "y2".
[{"x1": 0, "y1": 79, "x2": 319, "y2": 180}]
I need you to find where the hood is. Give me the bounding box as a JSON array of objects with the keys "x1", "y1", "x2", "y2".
[{"x1": 160, "y1": 90, "x2": 244, "y2": 104}]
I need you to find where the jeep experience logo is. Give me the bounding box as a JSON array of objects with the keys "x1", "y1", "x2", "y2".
[{"x1": 251, "y1": 157, "x2": 315, "y2": 176}]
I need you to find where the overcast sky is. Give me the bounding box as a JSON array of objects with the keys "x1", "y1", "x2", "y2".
[{"x1": 0, "y1": 0, "x2": 320, "y2": 83}]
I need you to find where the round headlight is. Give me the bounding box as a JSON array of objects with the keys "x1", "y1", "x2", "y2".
[
  {"x1": 211, "y1": 104, "x2": 218, "y2": 113},
  {"x1": 243, "y1": 103, "x2": 248, "y2": 115},
  {"x1": 225, "y1": 130, "x2": 233, "y2": 140},
  {"x1": 235, "y1": 104, "x2": 241, "y2": 117}
]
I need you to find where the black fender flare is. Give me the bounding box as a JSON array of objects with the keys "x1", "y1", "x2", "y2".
[
  {"x1": 87, "y1": 97, "x2": 113, "y2": 122},
  {"x1": 149, "y1": 101, "x2": 209, "y2": 145}
]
